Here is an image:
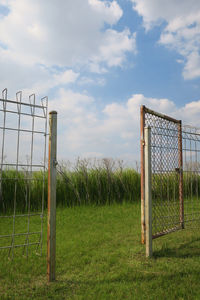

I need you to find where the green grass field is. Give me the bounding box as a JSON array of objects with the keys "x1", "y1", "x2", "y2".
[{"x1": 0, "y1": 202, "x2": 200, "y2": 299}]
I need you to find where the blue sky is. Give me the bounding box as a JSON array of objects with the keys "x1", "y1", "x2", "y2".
[{"x1": 0, "y1": 0, "x2": 200, "y2": 165}]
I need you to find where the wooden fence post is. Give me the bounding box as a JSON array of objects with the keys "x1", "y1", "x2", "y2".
[{"x1": 47, "y1": 111, "x2": 57, "y2": 281}]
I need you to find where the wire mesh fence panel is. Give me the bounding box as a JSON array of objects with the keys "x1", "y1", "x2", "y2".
[
  {"x1": 141, "y1": 106, "x2": 183, "y2": 239},
  {"x1": 0, "y1": 89, "x2": 48, "y2": 257},
  {"x1": 182, "y1": 125, "x2": 200, "y2": 228}
]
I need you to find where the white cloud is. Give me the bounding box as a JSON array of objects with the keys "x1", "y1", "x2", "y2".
[
  {"x1": 78, "y1": 76, "x2": 106, "y2": 86},
  {"x1": 54, "y1": 70, "x2": 79, "y2": 85},
  {"x1": 50, "y1": 88, "x2": 94, "y2": 114},
  {"x1": 131, "y1": 0, "x2": 200, "y2": 30},
  {"x1": 49, "y1": 89, "x2": 200, "y2": 162},
  {"x1": 0, "y1": 0, "x2": 136, "y2": 72},
  {"x1": 90, "y1": 29, "x2": 137, "y2": 70},
  {"x1": 0, "y1": 49, "x2": 49, "y2": 96},
  {"x1": 131, "y1": 0, "x2": 200, "y2": 79},
  {"x1": 0, "y1": 56, "x2": 79, "y2": 99},
  {"x1": 23, "y1": 69, "x2": 80, "y2": 97},
  {"x1": 2, "y1": 86, "x2": 200, "y2": 164},
  {"x1": 182, "y1": 51, "x2": 200, "y2": 80},
  {"x1": 88, "y1": 0, "x2": 123, "y2": 25},
  {"x1": 0, "y1": 0, "x2": 137, "y2": 101}
]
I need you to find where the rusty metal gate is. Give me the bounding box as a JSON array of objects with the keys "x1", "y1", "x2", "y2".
[{"x1": 141, "y1": 105, "x2": 200, "y2": 256}]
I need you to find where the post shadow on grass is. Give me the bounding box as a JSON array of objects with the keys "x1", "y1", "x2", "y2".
[{"x1": 153, "y1": 237, "x2": 200, "y2": 258}]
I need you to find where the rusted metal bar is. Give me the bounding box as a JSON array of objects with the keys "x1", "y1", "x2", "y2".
[
  {"x1": 140, "y1": 105, "x2": 145, "y2": 244},
  {"x1": 144, "y1": 106, "x2": 181, "y2": 124},
  {"x1": 152, "y1": 225, "x2": 182, "y2": 239},
  {"x1": 178, "y1": 121, "x2": 184, "y2": 229},
  {"x1": 47, "y1": 111, "x2": 57, "y2": 282}
]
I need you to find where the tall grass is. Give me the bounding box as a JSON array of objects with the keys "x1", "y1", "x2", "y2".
[
  {"x1": 57, "y1": 159, "x2": 140, "y2": 207},
  {"x1": 1, "y1": 158, "x2": 199, "y2": 214},
  {"x1": 0, "y1": 169, "x2": 47, "y2": 214},
  {"x1": 0, "y1": 158, "x2": 141, "y2": 213},
  {"x1": 152, "y1": 171, "x2": 200, "y2": 201}
]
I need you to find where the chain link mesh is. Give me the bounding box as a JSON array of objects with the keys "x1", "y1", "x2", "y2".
[
  {"x1": 144, "y1": 109, "x2": 181, "y2": 238},
  {"x1": 142, "y1": 107, "x2": 200, "y2": 239}
]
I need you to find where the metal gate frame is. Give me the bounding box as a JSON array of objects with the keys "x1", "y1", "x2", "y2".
[
  {"x1": 140, "y1": 105, "x2": 184, "y2": 252},
  {"x1": 141, "y1": 105, "x2": 200, "y2": 257}
]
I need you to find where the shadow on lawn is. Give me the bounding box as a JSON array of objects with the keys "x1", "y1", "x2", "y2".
[{"x1": 153, "y1": 237, "x2": 200, "y2": 258}]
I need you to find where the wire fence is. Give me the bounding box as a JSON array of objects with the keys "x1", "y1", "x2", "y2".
[
  {"x1": 141, "y1": 106, "x2": 200, "y2": 242},
  {"x1": 182, "y1": 125, "x2": 200, "y2": 228},
  {"x1": 0, "y1": 89, "x2": 48, "y2": 257}
]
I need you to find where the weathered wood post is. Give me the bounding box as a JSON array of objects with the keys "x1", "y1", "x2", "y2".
[
  {"x1": 47, "y1": 111, "x2": 57, "y2": 281},
  {"x1": 144, "y1": 126, "x2": 152, "y2": 257}
]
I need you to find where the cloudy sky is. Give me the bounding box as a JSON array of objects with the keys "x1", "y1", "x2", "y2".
[{"x1": 0, "y1": 0, "x2": 200, "y2": 165}]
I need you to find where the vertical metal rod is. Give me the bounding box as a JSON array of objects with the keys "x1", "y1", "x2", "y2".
[
  {"x1": 178, "y1": 121, "x2": 184, "y2": 229},
  {"x1": 140, "y1": 105, "x2": 145, "y2": 244},
  {"x1": 25, "y1": 94, "x2": 35, "y2": 257},
  {"x1": 40, "y1": 97, "x2": 48, "y2": 255},
  {"x1": 144, "y1": 126, "x2": 152, "y2": 258},
  {"x1": 189, "y1": 127, "x2": 193, "y2": 221},
  {"x1": 0, "y1": 89, "x2": 7, "y2": 213},
  {"x1": 195, "y1": 128, "x2": 198, "y2": 211},
  {"x1": 11, "y1": 92, "x2": 22, "y2": 258},
  {"x1": 184, "y1": 136, "x2": 187, "y2": 205},
  {"x1": 47, "y1": 111, "x2": 57, "y2": 282}
]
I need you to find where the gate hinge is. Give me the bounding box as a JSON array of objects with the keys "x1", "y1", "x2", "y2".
[
  {"x1": 175, "y1": 167, "x2": 183, "y2": 173},
  {"x1": 53, "y1": 160, "x2": 58, "y2": 167}
]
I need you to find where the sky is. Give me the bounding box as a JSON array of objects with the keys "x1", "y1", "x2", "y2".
[{"x1": 0, "y1": 0, "x2": 200, "y2": 166}]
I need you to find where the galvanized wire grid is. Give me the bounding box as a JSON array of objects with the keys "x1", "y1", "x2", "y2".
[
  {"x1": 182, "y1": 125, "x2": 200, "y2": 228},
  {"x1": 0, "y1": 89, "x2": 48, "y2": 257}
]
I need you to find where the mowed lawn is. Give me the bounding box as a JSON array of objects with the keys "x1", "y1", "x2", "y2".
[{"x1": 0, "y1": 202, "x2": 200, "y2": 299}]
